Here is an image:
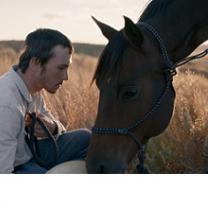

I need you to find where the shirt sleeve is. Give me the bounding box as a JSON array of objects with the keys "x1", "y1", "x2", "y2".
[
  {"x1": 38, "y1": 94, "x2": 66, "y2": 135},
  {"x1": 0, "y1": 105, "x2": 22, "y2": 173}
]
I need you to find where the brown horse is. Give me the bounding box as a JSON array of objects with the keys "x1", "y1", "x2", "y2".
[{"x1": 86, "y1": 0, "x2": 208, "y2": 173}]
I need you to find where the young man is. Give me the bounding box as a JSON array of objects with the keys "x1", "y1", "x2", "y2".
[{"x1": 0, "y1": 28, "x2": 91, "y2": 173}]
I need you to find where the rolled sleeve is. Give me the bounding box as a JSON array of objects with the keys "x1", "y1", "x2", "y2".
[
  {"x1": 0, "y1": 105, "x2": 21, "y2": 173},
  {"x1": 53, "y1": 120, "x2": 66, "y2": 135}
]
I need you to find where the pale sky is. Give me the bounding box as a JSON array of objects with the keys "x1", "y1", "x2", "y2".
[{"x1": 0, "y1": 0, "x2": 149, "y2": 44}]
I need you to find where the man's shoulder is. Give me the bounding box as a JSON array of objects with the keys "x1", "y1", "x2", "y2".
[
  {"x1": 0, "y1": 69, "x2": 16, "y2": 88},
  {"x1": 0, "y1": 75, "x2": 24, "y2": 110}
]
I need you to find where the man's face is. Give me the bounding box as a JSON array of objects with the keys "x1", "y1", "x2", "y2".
[{"x1": 40, "y1": 45, "x2": 71, "y2": 93}]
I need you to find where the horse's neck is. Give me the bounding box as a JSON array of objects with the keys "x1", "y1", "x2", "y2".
[{"x1": 147, "y1": 0, "x2": 208, "y2": 62}]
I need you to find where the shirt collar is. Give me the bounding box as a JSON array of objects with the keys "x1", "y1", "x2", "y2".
[{"x1": 10, "y1": 65, "x2": 33, "y2": 103}]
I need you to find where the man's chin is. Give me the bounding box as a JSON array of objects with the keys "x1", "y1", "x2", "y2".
[{"x1": 45, "y1": 88, "x2": 57, "y2": 94}]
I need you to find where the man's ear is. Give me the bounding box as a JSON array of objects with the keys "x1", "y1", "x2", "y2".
[
  {"x1": 92, "y1": 16, "x2": 118, "y2": 41},
  {"x1": 123, "y1": 16, "x2": 143, "y2": 48}
]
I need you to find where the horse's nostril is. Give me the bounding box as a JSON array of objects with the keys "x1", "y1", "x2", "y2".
[
  {"x1": 98, "y1": 164, "x2": 109, "y2": 173},
  {"x1": 86, "y1": 155, "x2": 127, "y2": 173},
  {"x1": 100, "y1": 165, "x2": 105, "y2": 173}
]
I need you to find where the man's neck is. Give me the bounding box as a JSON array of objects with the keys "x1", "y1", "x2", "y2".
[{"x1": 16, "y1": 69, "x2": 42, "y2": 95}]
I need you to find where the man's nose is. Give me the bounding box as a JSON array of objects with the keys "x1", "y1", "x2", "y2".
[{"x1": 62, "y1": 70, "x2": 68, "y2": 81}]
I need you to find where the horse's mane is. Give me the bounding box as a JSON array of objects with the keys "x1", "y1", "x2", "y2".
[
  {"x1": 139, "y1": 0, "x2": 175, "y2": 21},
  {"x1": 93, "y1": 0, "x2": 175, "y2": 86}
]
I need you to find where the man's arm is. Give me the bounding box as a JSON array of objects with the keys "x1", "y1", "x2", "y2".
[
  {"x1": 0, "y1": 105, "x2": 21, "y2": 173},
  {"x1": 34, "y1": 94, "x2": 66, "y2": 137}
]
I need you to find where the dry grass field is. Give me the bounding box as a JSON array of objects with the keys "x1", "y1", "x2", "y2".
[
  {"x1": 146, "y1": 71, "x2": 208, "y2": 173},
  {"x1": 1, "y1": 43, "x2": 208, "y2": 173}
]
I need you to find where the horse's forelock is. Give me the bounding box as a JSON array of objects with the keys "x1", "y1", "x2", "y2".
[{"x1": 93, "y1": 32, "x2": 128, "y2": 88}]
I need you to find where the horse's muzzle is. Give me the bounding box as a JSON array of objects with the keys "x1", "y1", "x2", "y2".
[{"x1": 86, "y1": 156, "x2": 126, "y2": 174}]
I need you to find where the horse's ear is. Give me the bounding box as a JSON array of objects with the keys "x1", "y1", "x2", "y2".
[
  {"x1": 92, "y1": 16, "x2": 118, "y2": 41},
  {"x1": 123, "y1": 16, "x2": 143, "y2": 47}
]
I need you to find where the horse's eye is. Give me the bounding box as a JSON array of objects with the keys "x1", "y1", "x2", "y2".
[{"x1": 121, "y1": 86, "x2": 139, "y2": 101}]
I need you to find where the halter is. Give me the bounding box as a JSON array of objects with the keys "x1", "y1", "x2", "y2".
[{"x1": 92, "y1": 22, "x2": 208, "y2": 173}]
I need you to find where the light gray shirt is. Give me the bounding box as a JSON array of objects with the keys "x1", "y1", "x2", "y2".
[{"x1": 0, "y1": 67, "x2": 65, "y2": 173}]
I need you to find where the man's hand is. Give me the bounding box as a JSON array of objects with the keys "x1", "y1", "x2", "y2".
[
  {"x1": 25, "y1": 113, "x2": 57, "y2": 137},
  {"x1": 34, "y1": 114, "x2": 57, "y2": 137}
]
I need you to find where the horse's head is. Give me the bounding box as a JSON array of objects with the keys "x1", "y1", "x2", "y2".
[{"x1": 86, "y1": 17, "x2": 176, "y2": 173}]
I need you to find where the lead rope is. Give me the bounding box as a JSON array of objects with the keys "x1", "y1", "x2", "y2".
[
  {"x1": 175, "y1": 48, "x2": 208, "y2": 67},
  {"x1": 25, "y1": 112, "x2": 59, "y2": 168},
  {"x1": 126, "y1": 132, "x2": 148, "y2": 173},
  {"x1": 136, "y1": 145, "x2": 148, "y2": 174}
]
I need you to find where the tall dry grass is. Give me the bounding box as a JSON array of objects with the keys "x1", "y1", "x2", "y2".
[
  {"x1": 146, "y1": 71, "x2": 208, "y2": 173},
  {"x1": 0, "y1": 47, "x2": 18, "y2": 74},
  {"x1": 1, "y1": 47, "x2": 208, "y2": 173}
]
